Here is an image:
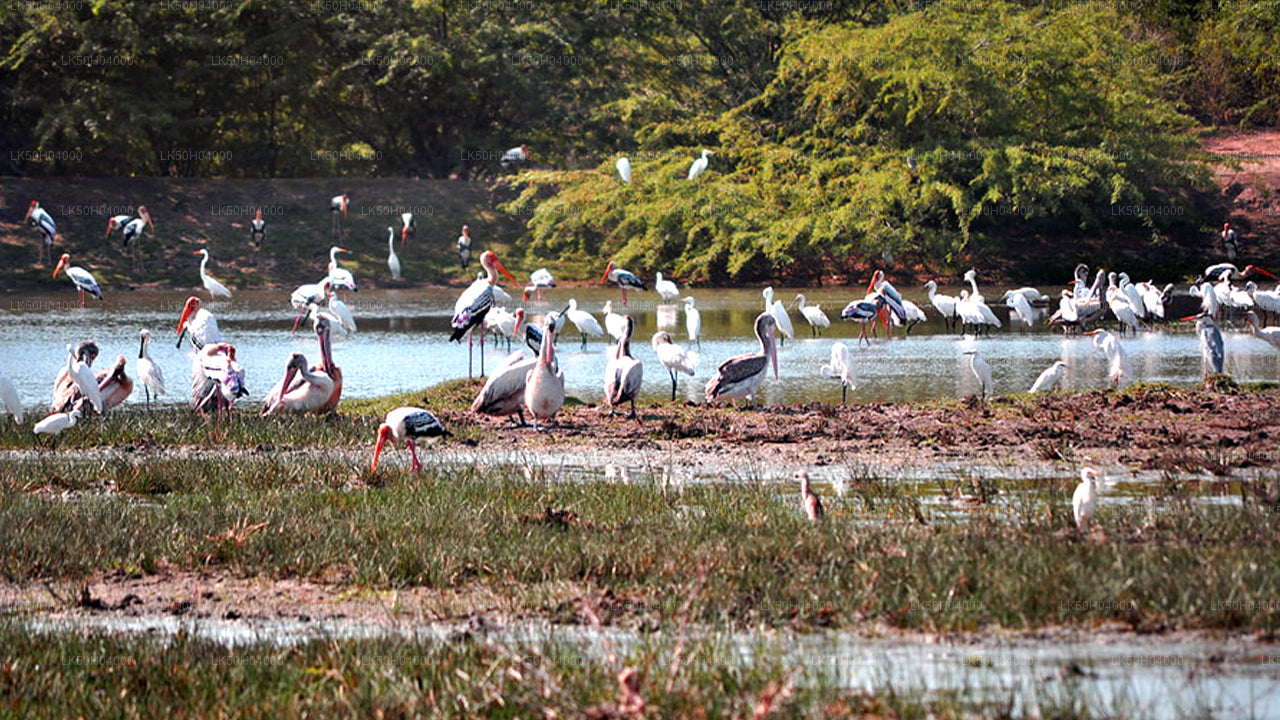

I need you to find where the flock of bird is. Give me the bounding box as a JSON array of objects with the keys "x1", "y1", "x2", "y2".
[{"x1": 11, "y1": 184, "x2": 1280, "y2": 485}]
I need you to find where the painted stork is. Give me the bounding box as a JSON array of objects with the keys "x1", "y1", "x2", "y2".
[
  {"x1": 177, "y1": 296, "x2": 223, "y2": 350},
  {"x1": 451, "y1": 250, "x2": 517, "y2": 377},
  {"x1": 189, "y1": 342, "x2": 246, "y2": 418},
  {"x1": 604, "y1": 315, "x2": 643, "y2": 419},
  {"x1": 289, "y1": 278, "x2": 331, "y2": 335},
  {"x1": 705, "y1": 312, "x2": 778, "y2": 409},
  {"x1": 250, "y1": 208, "x2": 266, "y2": 248},
  {"x1": 120, "y1": 206, "x2": 153, "y2": 267},
  {"x1": 400, "y1": 212, "x2": 415, "y2": 247},
  {"x1": 500, "y1": 144, "x2": 529, "y2": 169},
  {"x1": 841, "y1": 295, "x2": 886, "y2": 346},
  {"x1": 53, "y1": 254, "x2": 101, "y2": 307},
  {"x1": 136, "y1": 329, "x2": 165, "y2": 405},
  {"x1": 194, "y1": 249, "x2": 233, "y2": 299},
  {"x1": 330, "y1": 194, "x2": 348, "y2": 240},
  {"x1": 602, "y1": 261, "x2": 646, "y2": 306},
  {"x1": 24, "y1": 200, "x2": 57, "y2": 265},
  {"x1": 371, "y1": 407, "x2": 449, "y2": 473},
  {"x1": 528, "y1": 268, "x2": 556, "y2": 301}
]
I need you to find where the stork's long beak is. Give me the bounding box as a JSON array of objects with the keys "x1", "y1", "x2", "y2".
[
  {"x1": 372, "y1": 425, "x2": 391, "y2": 474},
  {"x1": 770, "y1": 326, "x2": 779, "y2": 380},
  {"x1": 493, "y1": 258, "x2": 516, "y2": 286},
  {"x1": 53, "y1": 255, "x2": 68, "y2": 279},
  {"x1": 1254, "y1": 267, "x2": 1277, "y2": 279},
  {"x1": 177, "y1": 298, "x2": 198, "y2": 341},
  {"x1": 142, "y1": 208, "x2": 154, "y2": 231},
  {"x1": 1178, "y1": 314, "x2": 1198, "y2": 322},
  {"x1": 601, "y1": 261, "x2": 615, "y2": 283},
  {"x1": 105, "y1": 220, "x2": 114, "y2": 237},
  {"x1": 401, "y1": 225, "x2": 408, "y2": 247},
  {"x1": 512, "y1": 310, "x2": 525, "y2": 339},
  {"x1": 23, "y1": 202, "x2": 34, "y2": 224}
]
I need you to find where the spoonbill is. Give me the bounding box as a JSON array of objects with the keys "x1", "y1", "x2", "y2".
[
  {"x1": 604, "y1": 315, "x2": 643, "y2": 419},
  {"x1": 962, "y1": 348, "x2": 992, "y2": 399},
  {"x1": 652, "y1": 331, "x2": 697, "y2": 401},
  {"x1": 687, "y1": 149, "x2": 713, "y2": 180},
  {"x1": 563, "y1": 299, "x2": 604, "y2": 349},
  {"x1": 0, "y1": 371, "x2": 22, "y2": 422},
  {"x1": 793, "y1": 294, "x2": 831, "y2": 337},
  {"x1": 451, "y1": 250, "x2": 517, "y2": 377},
  {"x1": 194, "y1": 249, "x2": 233, "y2": 299},
  {"x1": 602, "y1": 300, "x2": 627, "y2": 341},
  {"x1": 1029, "y1": 360, "x2": 1067, "y2": 393},
  {"x1": 177, "y1": 296, "x2": 223, "y2": 350},
  {"x1": 330, "y1": 194, "x2": 348, "y2": 240},
  {"x1": 34, "y1": 409, "x2": 80, "y2": 438},
  {"x1": 683, "y1": 296, "x2": 701, "y2": 347},
  {"x1": 616, "y1": 156, "x2": 632, "y2": 183},
  {"x1": 51, "y1": 341, "x2": 98, "y2": 412},
  {"x1": 924, "y1": 280, "x2": 958, "y2": 332},
  {"x1": 1181, "y1": 313, "x2": 1224, "y2": 379},
  {"x1": 136, "y1": 329, "x2": 165, "y2": 405},
  {"x1": 371, "y1": 407, "x2": 449, "y2": 473},
  {"x1": 762, "y1": 287, "x2": 794, "y2": 345},
  {"x1": 1085, "y1": 329, "x2": 1131, "y2": 388},
  {"x1": 457, "y1": 225, "x2": 471, "y2": 269},
  {"x1": 400, "y1": 212, "x2": 415, "y2": 247},
  {"x1": 705, "y1": 312, "x2": 778, "y2": 409},
  {"x1": 1002, "y1": 287, "x2": 1047, "y2": 304},
  {"x1": 1072, "y1": 466, "x2": 1103, "y2": 531},
  {"x1": 24, "y1": 200, "x2": 58, "y2": 265},
  {"x1": 528, "y1": 268, "x2": 556, "y2": 300},
  {"x1": 796, "y1": 470, "x2": 824, "y2": 522},
  {"x1": 1245, "y1": 312, "x2": 1280, "y2": 352},
  {"x1": 654, "y1": 272, "x2": 680, "y2": 302},
  {"x1": 602, "y1": 261, "x2": 646, "y2": 306},
  {"x1": 500, "y1": 144, "x2": 529, "y2": 168},
  {"x1": 820, "y1": 342, "x2": 856, "y2": 403},
  {"x1": 53, "y1": 254, "x2": 101, "y2": 307},
  {"x1": 485, "y1": 308, "x2": 524, "y2": 351},
  {"x1": 250, "y1": 208, "x2": 265, "y2": 248},
  {"x1": 524, "y1": 316, "x2": 564, "y2": 429}
]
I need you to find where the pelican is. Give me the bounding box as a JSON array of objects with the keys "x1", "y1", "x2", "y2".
[
  {"x1": 51, "y1": 341, "x2": 97, "y2": 412},
  {"x1": 687, "y1": 149, "x2": 713, "y2": 180},
  {"x1": 841, "y1": 295, "x2": 886, "y2": 345},
  {"x1": 387, "y1": 227, "x2": 402, "y2": 280},
  {"x1": 261, "y1": 317, "x2": 341, "y2": 414},
  {"x1": 457, "y1": 225, "x2": 472, "y2": 269},
  {"x1": 400, "y1": 212, "x2": 415, "y2": 247},
  {"x1": 793, "y1": 294, "x2": 831, "y2": 337},
  {"x1": 24, "y1": 200, "x2": 58, "y2": 265},
  {"x1": 820, "y1": 342, "x2": 856, "y2": 403},
  {"x1": 604, "y1": 315, "x2": 643, "y2": 419},
  {"x1": 177, "y1": 296, "x2": 223, "y2": 350},
  {"x1": 250, "y1": 208, "x2": 266, "y2": 248},
  {"x1": 962, "y1": 348, "x2": 992, "y2": 399},
  {"x1": 616, "y1": 156, "x2": 632, "y2": 183},
  {"x1": 500, "y1": 144, "x2": 529, "y2": 168},
  {"x1": 652, "y1": 331, "x2": 697, "y2": 402},
  {"x1": 289, "y1": 278, "x2": 331, "y2": 335},
  {"x1": 53, "y1": 254, "x2": 101, "y2": 307},
  {"x1": 796, "y1": 470, "x2": 824, "y2": 522},
  {"x1": 524, "y1": 316, "x2": 564, "y2": 429},
  {"x1": 1073, "y1": 466, "x2": 1103, "y2": 532},
  {"x1": 330, "y1": 194, "x2": 348, "y2": 240},
  {"x1": 34, "y1": 409, "x2": 80, "y2": 438},
  {"x1": 327, "y1": 246, "x2": 357, "y2": 293},
  {"x1": 602, "y1": 261, "x2": 647, "y2": 306},
  {"x1": 472, "y1": 351, "x2": 535, "y2": 426},
  {"x1": 65, "y1": 343, "x2": 104, "y2": 414},
  {"x1": 1029, "y1": 360, "x2": 1067, "y2": 393},
  {"x1": 193, "y1": 249, "x2": 232, "y2": 299},
  {"x1": 1245, "y1": 312, "x2": 1280, "y2": 352},
  {"x1": 0, "y1": 371, "x2": 22, "y2": 422},
  {"x1": 654, "y1": 272, "x2": 680, "y2": 302},
  {"x1": 371, "y1": 407, "x2": 448, "y2": 473},
  {"x1": 924, "y1": 280, "x2": 958, "y2": 332},
  {"x1": 683, "y1": 296, "x2": 701, "y2": 347},
  {"x1": 95, "y1": 354, "x2": 133, "y2": 412},
  {"x1": 556, "y1": 299, "x2": 603, "y2": 349},
  {"x1": 1181, "y1": 313, "x2": 1224, "y2": 379},
  {"x1": 602, "y1": 300, "x2": 627, "y2": 341},
  {"x1": 1085, "y1": 329, "x2": 1131, "y2": 388},
  {"x1": 451, "y1": 250, "x2": 517, "y2": 377},
  {"x1": 136, "y1": 329, "x2": 165, "y2": 405},
  {"x1": 762, "y1": 287, "x2": 794, "y2": 345},
  {"x1": 705, "y1": 312, "x2": 778, "y2": 408},
  {"x1": 190, "y1": 342, "x2": 247, "y2": 418}
]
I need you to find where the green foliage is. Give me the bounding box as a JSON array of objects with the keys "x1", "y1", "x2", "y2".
[
  {"x1": 510, "y1": 1, "x2": 1213, "y2": 283},
  {"x1": 1191, "y1": 0, "x2": 1280, "y2": 127}
]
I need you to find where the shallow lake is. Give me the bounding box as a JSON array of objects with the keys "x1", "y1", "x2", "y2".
[{"x1": 1, "y1": 285, "x2": 1276, "y2": 411}]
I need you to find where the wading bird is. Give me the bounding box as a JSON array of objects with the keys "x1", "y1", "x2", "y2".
[
  {"x1": 0, "y1": 371, "x2": 22, "y2": 422},
  {"x1": 602, "y1": 300, "x2": 626, "y2": 341},
  {"x1": 485, "y1": 307, "x2": 524, "y2": 351},
  {"x1": 616, "y1": 156, "x2": 632, "y2": 183},
  {"x1": 528, "y1": 267, "x2": 556, "y2": 300},
  {"x1": 400, "y1": 212, "x2": 415, "y2": 247},
  {"x1": 64, "y1": 343, "x2": 104, "y2": 415},
  {"x1": 687, "y1": 149, "x2": 713, "y2": 180},
  {"x1": 326, "y1": 246, "x2": 357, "y2": 294},
  {"x1": 472, "y1": 350, "x2": 536, "y2": 426},
  {"x1": 250, "y1": 208, "x2": 265, "y2": 248},
  {"x1": 652, "y1": 331, "x2": 697, "y2": 402},
  {"x1": 821, "y1": 342, "x2": 856, "y2": 403},
  {"x1": 793, "y1": 294, "x2": 831, "y2": 337},
  {"x1": 1029, "y1": 360, "x2": 1067, "y2": 393},
  {"x1": 386, "y1": 227, "x2": 401, "y2": 280},
  {"x1": 524, "y1": 315, "x2": 564, "y2": 430},
  {"x1": 24, "y1": 200, "x2": 58, "y2": 265},
  {"x1": 177, "y1": 296, "x2": 223, "y2": 350},
  {"x1": 457, "y1": 225, "x2": 472, "y2": 269},
  {"x1": 500, "y1": 144, "x2": 529, "y2": 169},
  {"x1": 136, "y1": 329, "x2": 165, "y2": 405},
  {"x1": 119, "y1": 206, "x2": 153, "y2": 267},
  {"x1": 840, "y1": 295, "x2": 886, "y2": 346},
  {"x1": 962, "y1": 348, "x2": 992, "y2": 399},
  {"x1": 371, "y1": 406, "x2": 448, "y2": 473},
  {"x1": 563, "y1": 299, "x2": 604, "y2": 349},
  {"x1": 289, "y1": 278, "x2": 331, "y2": 336},
  {"x1": 451, "y1": 250, "x2": 517, "y2": 377},
  {"x1": 194, "y1": 248, "x2": 232, "y2": 299},
  {"x1": 683, "y1": 296, "x2": 701, "y2": 347},
  {"x1": 34, "y1": 409, "x2": 80, "y2": 439},
  {"x1": 762, "y1": 287, "x2": 794, "y2": 345},
  {"x1": 705, "y1": 312, "x2": 778, "y2": 409},
  {"x1": 924, "y1": 280, "x2": 958, "y2": 332},
  {"x1": 654, "y1": 272, "x2": 680, "y2": 302},
  {"x1": 604, "y1": 315, "x2": 643, "y2": 419},
  {"x1": 796, "y1": 470, "x2": 824, "y2": 522},
  {"x1": 330, "y1": 194, "x2": 348, "y2": 240},
  {"x1": 1085, "y1": 329, "x2": 1131, "y2": 388},
  {"x1": 53, "y1": 254, "x2": 101, "y2": 307},
  {"x1": 1006, "y1": 292, "x2": 1035, "y2": 331},
  {"x1": 1182, "y1": 312, "x2": 1224, "y2": 379},
  {"x1": 51, "y1": 341, "x2": 97, "y2": 412},
  {"x1": 602, "y1": 261, "x2": 646, "y2": 306},
  {"x1": 1072, "y1": 466, "x2": 1103, "y2": 532},
  {"x1": 1245, "y1": 312, "x2": 1280, "y2": 352}
]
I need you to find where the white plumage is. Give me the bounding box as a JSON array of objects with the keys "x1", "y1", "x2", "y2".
[
  {"x1": 1029, "y1": 360, "x2": 1067, "y2": 393},
  {"x1": 654, "y1": 272, "x2": 680, "y2": 301},
  {"x1": 34, "y1": 409, "x2": 80, "y2": 436},
  {"x1": 195, "y1": 249, "x2": 233, "y2": 299},
  {"x1": 616, "y1": 157, "x2": 632, "y2": 183},
  {"x1": 820, "y1": 342, "x2": 856, "y2": 403},
  {"x1": 687, "y1": 149, "x2": 713, "y2": 180},
  {"x1": 136, "y1": 329, "x2": 166, "y2": 404},
  {"x1": 387, "y1": 227, "x2": 401, "y2": 280},
  {"x1": 794, "y1": 294, "x2": 831, "y2": 337},
  {"x1": 0, "y1": 373, "x2": 23, "y2": 422}
]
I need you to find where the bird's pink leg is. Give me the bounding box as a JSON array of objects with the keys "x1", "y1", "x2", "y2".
[
  {"x1": 79, "y1": 288, "x2": 85, "y2": 308},
  {"x1": 407, "y1": 440, "x2": 421, "y2": 473},
  {"x1": 480, "y1": 324, "x2": 486, "y2": 375},
  {"x1": 622, "y1": 288, "x2": 628, "y2": 307},
  {"x1": 291, "y1": 307, "x2": 306, "y2": 336},
  {"x1": 467, "y1": 329, "x2": 474, "y2": 377}
]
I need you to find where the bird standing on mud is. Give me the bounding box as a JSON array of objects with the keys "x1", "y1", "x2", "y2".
[
  {"x1": 652, "y1": 331, "x2": 697, "y2": 402},
  {"x1": 705, "y1": 312, "x2": 778, "y2": 409},
  {"x1": 525, "y1": 315, "x2": 565, "y2": 430},
  {"x1": 603, "y1": 315, "x2": 643, "y2": 419}
]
